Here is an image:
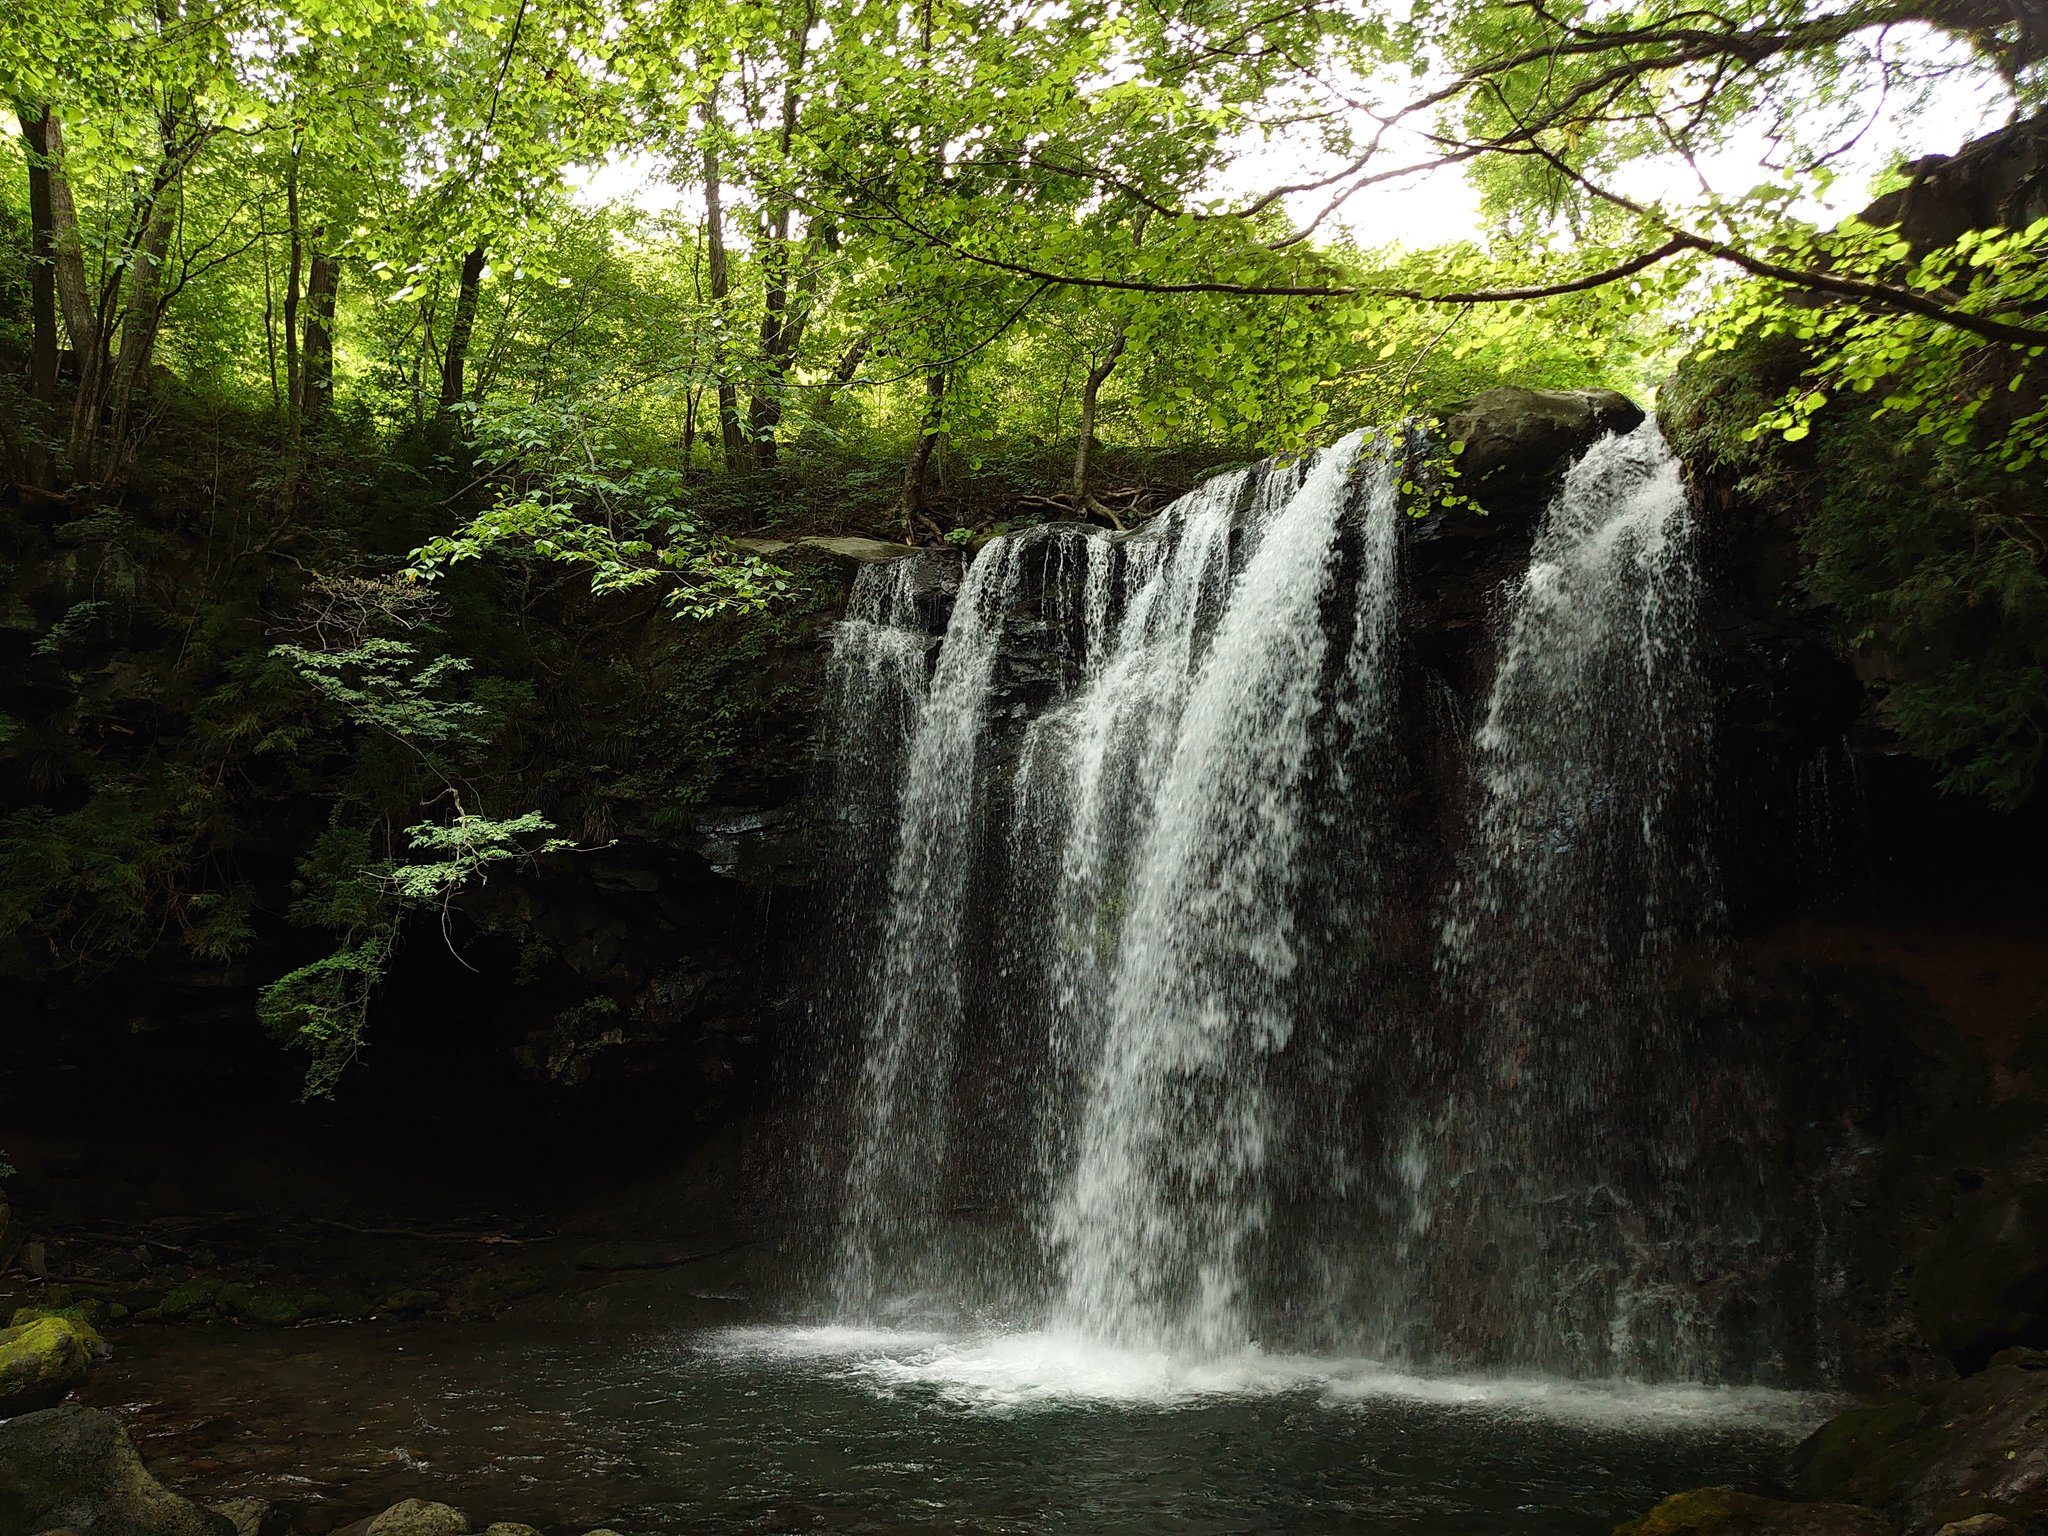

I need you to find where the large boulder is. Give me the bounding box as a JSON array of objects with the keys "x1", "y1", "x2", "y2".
[
  {"x1": 1911, "y1": 1182, "x2": 2048, "y2": 1372},
  {"x1": 364, "y1": 1501, "x2": 471, "y2": 1536},
  {"x1": 0, "y1": 1315, "x2": 98, "y2": 1417},
  {"x1": 1796, "y1": 1353, "x2": 2048, "y2": 1532},
  {"x1": 0, "y1": 1404, "x2": 234, "y2": 1536},
  {"x1": 1615, "y1": 1489, "x2": 1893, "y2": 1536},
  {"x1": 1439, "y1": 386, "x2": 1645, "y2": 510},
  {"x1": 211, "y1": 1499, "x2": 291, "y2": 1536},
  {"x1": 1402, "y1": 386, "x2": 1648, "y2": 654}
]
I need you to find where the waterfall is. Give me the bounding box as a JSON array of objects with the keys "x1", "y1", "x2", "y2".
[
  {"x1": 831, "y1": 539, "x2": 1025, "y2": 1312},
  {"x1": 1429, "y1": 421, "x2": 1727, "y2": 1378},
  {"x1": 805, "y1": 418, "x2": 1810, "y2": 1381},
  {"x1": 1050, "y1": 431, "x2": 1397, "y2": 1352}
]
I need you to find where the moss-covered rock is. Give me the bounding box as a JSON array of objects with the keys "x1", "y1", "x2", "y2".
[
  {"x1": 1796, "y1": 1358, "x2": 2048, "y2": 1532},
  {"x1": 1614, "y1": 1488, "x2": 1892, "y2": 1536},
  {"x1": 450, "y1": 1265, "x2": 549, "y2": 1317},
  {"x1": 8, "y1": 1302, "x2": 109, "y2": 1335},
  {"x1": 1932, "y1": 1518, "x2": 2023, "y2": 1536},
  {"x1": 364, "y1": 1500, "x2": 469, "y2": 1536},
  {"x1": 0, "y1": 1315, "x2": 99, "y2": 1417},
  {"x1": 0, "y1": 1404, "x2": 234, "y2": 1536},
  {"x1": 214, "y1": 1284, "x2": 305, "y2": 1327},
  {"x1": 155, "y1": 1278, "x2": 220, "y2": 1321}
]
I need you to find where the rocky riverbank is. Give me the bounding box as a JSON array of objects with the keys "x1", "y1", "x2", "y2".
[{"x1": 1, "y1": 1399, "x2": 624, "y2": 1536}]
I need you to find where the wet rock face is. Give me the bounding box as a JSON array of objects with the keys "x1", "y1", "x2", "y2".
[
  {"x1": 1440, "y1": 386, "x2": 1646, "y2": 512},
  {"x1": 1860, "y1": 113, "x2": 2048, "y2": 255},
  {"x1": 0, "y1": 1405, "x2": 234, "y2": 1536},
  {"x1": 1796, "y1": 1354, "x2": 2048, "y2": 1533}
]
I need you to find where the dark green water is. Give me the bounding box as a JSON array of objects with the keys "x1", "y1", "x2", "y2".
[{"x1": 88, "y1": 1323, "x2": 1829, "y2": 1534}]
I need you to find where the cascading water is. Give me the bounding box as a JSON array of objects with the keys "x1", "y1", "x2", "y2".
[
  {"x1": 1050, "y1": 431, "x2": 1401, "y2": 1352},
  {"x1": 830, "y1": 539, "x2": 1026, "y2": 1312},
  {"x1": 1426, "y1": 421, "x2": 1733, "y2": 1379},
  {"x1": 806, "y1": 418, "x2": 1816, "y2": 1384}
]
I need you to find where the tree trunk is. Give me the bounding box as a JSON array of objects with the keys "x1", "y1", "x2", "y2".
[
  {"x1": 302, "y1": 247, "x2": 339, "y2": 424},
  {"x1": 101, "y1": 176, "x2": 176, "y2": 466},
  {"x1": 18, "y1": 110, "x2": 96, "y2": 360},
  {"x1": 901, "y1": 369, "x2": 946, "y2": 540},
  {"x1": 702, "y1": 96, "x2": 745, "y2": 472},
  {"x1": 16, "y1": 106, "x2": 60, "y2": 408},
  {"x1": 283, "y1": 144, "x2": 303, "y2": 436},
  {"x1": 439, "y1": 244, "x2": 487, "y2": 414},
  {"x1": 746, "y1": 10, "x2": 815, "y2": 469},
  {"x1": 1073, "y1": 328, "x2": 1127, "y2": 522},
  {"x1": 749, "y1": 206, "x2": 792, "y2": 468},
  {"x1": 67, "y1": 114, "x2": 182, "y2": 481}
]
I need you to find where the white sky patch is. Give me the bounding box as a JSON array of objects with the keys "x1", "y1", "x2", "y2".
[{"x1": 566, "y1": 150, "x2": 688, "y2": 216}]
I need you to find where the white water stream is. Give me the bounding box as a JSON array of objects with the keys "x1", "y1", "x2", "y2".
[{"x1": 808, "y1": 421, "x2": 1809, "y2": 1386}]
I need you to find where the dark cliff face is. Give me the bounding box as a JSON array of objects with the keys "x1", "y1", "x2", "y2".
[{"x1": 0, "y1": 463, "x2": 867, "y2": 1169}]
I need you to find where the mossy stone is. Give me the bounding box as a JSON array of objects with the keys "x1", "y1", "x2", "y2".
[
  {"x1": 364, "y1": 1500, "x2": 470, "y2": 1536},
  {"x1": 216, "y1": 1285, "x2": 304, "y2": 1327},
  {"x1": 1933, "y1": 1518, "x2": 2023, "y2": 1536},
  {"x1": 1797, "y1": 1397, "x2": 1934, "y2": 1508},
  {"x1": 0, "y1": 1315, "x2": 99, "y2": 1416},
  {"x1": 1614, "y1": 1488, "x2": 1891, "y2": 1536},
  {"x1": 9, "y1": 1303, "x2": 109, "y2": 1337},
  {"x1": 156, "y1": 1278, "x2": 220, "y2": 1320},
  {"x1": 452, "y1": 1265, "x2": 549, "y2": 1316},
  {"x1": 1795, "y1": 1360, "x2": 2048, "y2": 1530}
]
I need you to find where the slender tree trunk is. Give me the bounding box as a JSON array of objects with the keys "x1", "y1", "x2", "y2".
[
  {"x1": 901, "y1": 368, "x2": 946, "y2": 539},
  {"x1": 302, "y1": 246, "x2": 339, "y2": 424},
  {"x1": 1073, "y1": 327, "x2": 1127, "y2": 520},
  {"x1": 16, "y1": 106, "x2": 60, "y2": 408},
  {"x1": 68, "y1": 125, "x2": 181, "y2": 479},
  {"x1": 101, "y1": 174, "x2": 177, "y2": 468},
  {"x1": 746, "y1": 8, "x2": 815, "y2": 469},
  {"x1": 261, "y1": 202, "x2": 280, "y2": 415},
  {"x1": 283, "y1": 143, "x2": 303, "y2": 437},
  {"x1": 438, "y1": 244, "x2": 486, "y2": 413},
  {"x1": 20, "y1": 110, "x2": 97, "y2": 360},
  {"x1": 749, "y1": 206, "x2": 792, "y2": 468},
  {"x1": 702, "y1": 95, "x2": 745, "y2": 472}
]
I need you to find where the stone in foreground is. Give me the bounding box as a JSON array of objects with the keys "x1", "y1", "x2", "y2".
[
  {"x1": 1796, "y1": 1353, "x2": 2048, "y2": 1533},
  {"x1": 0, "y1": 1316, "x2": 99, "y2": 1417},
  {"x1": 0, "y1": 1404, "x2": 234, "y2": 1536},
  {"x1": 365, "y1": 1502, "x2": 472, "y2": 1536},
  {"x1": 1615, "y1": 1489, "x2": 1893, "y2": 1536}
]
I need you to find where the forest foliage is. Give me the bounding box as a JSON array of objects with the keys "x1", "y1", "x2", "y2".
[{"x1": 2, "y1": 0, "x2": 2046, "y2": 1087}]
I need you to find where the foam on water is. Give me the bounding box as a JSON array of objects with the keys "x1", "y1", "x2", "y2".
[{"x1": 698, "y1": 1326, "x2": 1833, "y2": 1431}]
